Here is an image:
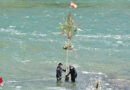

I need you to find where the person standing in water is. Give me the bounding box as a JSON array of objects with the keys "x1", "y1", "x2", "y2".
[
  {"x1": 67, "y1": 65, "x2": 77, "y2": 82},
  {"x1": 56, "y1": 63, "x2": 66, "y2": 82}
]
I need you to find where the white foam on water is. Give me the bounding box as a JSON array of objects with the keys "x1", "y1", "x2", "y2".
[
  {"x1": 36, "y1": 33, "x2": 47, "y2": 37},
  {"x1": 78, "y1": 46, "x2": 100, "y2": 51},
  {"x1": 105, "y1": 83, "x2": 110, "y2": 86},
  {"x1": 103, "y1": 35, "x2": 112, "y2": 38},
  {"x1": 78, "y1": 28, "x2": 83, "y2": 32},
  {"x1": 44, "y1": 60, "x2": 59, "y2": 64},
  {"x1": 86, "y1": 87, "x2": 95, "y2": 90},
  {"x1": 31, "y1": 31, "x2": 47, "y2": 37},
  {"x1": 87, "y1": 47, "x2": 99, "y2": 50},
  {"x1": 106, "y1": 88, "x2": 112, "y2": 90},
  {"x1": 113, "y1": 35, "x2": 121, "y2": 40},
  {"x1": 52, "y1": 32, "x2": 61, "y2": 35},
  {"x1": 7, "y1": 80, "x2": 18, "y2": 83},
  {"x1": 49, "y1": 39, "x2": 57, "y2": 43},
  {"x1": 79, "y1": 16, "x2": 83, "y2": 19},
  {"x1": 108, "y1": 78, "x2": 130, "y2": 89},
  {"x1": 46, "y1": 87, "x2": 67, "y2": 90},
  {"x1": 16, "y1": 86, "x2": 22, "y2": 89},
  {"x1": 24, "y1": 16, "x2": 30, "y2": 18},
  {"x1": 46, "y1": 14, "x2": 51, "y2": 17},
  {"x1": 82, "y1": 71, "x2": 105, "y2": 75},
  {"x1": 28, "y1": 38, "x2": 48, "y2": 42},
  {"x1": 0, "y1": 28, "x2": 26, "y2": 36},
  {"x1": 75, "y1": 34, "x2": 130, "y2": 40},
  {"x1": 21, "y1": 60, "x2": 31, "y2": 64},
  {"x1": 74, "y1": 13, "x2": 77, "y2": 16},
  {"x1": 0, "y1": 28, "x2": 47, "y2": 37},
  {"x1": 76, "y1": 35, "x2": 100, "y2": 38},
  {"x1": 117, "y1": 41, "x2": 123, "y2": 44},
  {"x1": 9, "y1": 25, "x2": 16, "y2": 28},
  {"x1": 72, "y1": 64, "x2": 80, "y2": 68}
]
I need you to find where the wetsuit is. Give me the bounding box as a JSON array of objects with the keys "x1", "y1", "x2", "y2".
[
  {"x1": 68, "y1": 68, "x2": 77, "y2": 82},
  {"x1": 56, "y1": 66, "x2": 65, "y2": 81}
]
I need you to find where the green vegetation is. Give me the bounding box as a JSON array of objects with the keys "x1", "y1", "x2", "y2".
[{"x1": 60, "y1": 14, "x2": 79, "y2": 39}]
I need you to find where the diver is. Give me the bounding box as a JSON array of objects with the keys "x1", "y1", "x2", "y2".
[
  {"x1": 56, "y1": 63, "x2": 66, "y2": 82},
  {"x1": 67, "y1": 65, "x2": 77, "y2": 82}
]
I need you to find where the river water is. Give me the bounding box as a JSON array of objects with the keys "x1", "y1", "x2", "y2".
[{"x1": 0, "y1": 0, "x2": 130, "y2": 90}]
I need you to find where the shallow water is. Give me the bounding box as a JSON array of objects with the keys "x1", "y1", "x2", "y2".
[{"x1": 0, "y1": 0, "x2": 130, "y2": 90}]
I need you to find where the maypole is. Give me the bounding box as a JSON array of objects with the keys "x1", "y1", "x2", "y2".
[
  {"x1": 65, "y1": 48, "x2": 68, "y2": 75},
  {"x1": 59, "y1": 1, "x2": 79, "y2": 81}
]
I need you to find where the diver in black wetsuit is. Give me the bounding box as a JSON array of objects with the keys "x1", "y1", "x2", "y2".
[
  {"x1": 67, "y1": 65, "x2": 77, "y2": 82},
  {"x1": 56, "y1": 63, "x2": 66, "y2": 82}
]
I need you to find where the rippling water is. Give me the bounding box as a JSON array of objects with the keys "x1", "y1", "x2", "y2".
[{"x1": 0, "y1": 0, "x2": 130, "y2": 90}]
